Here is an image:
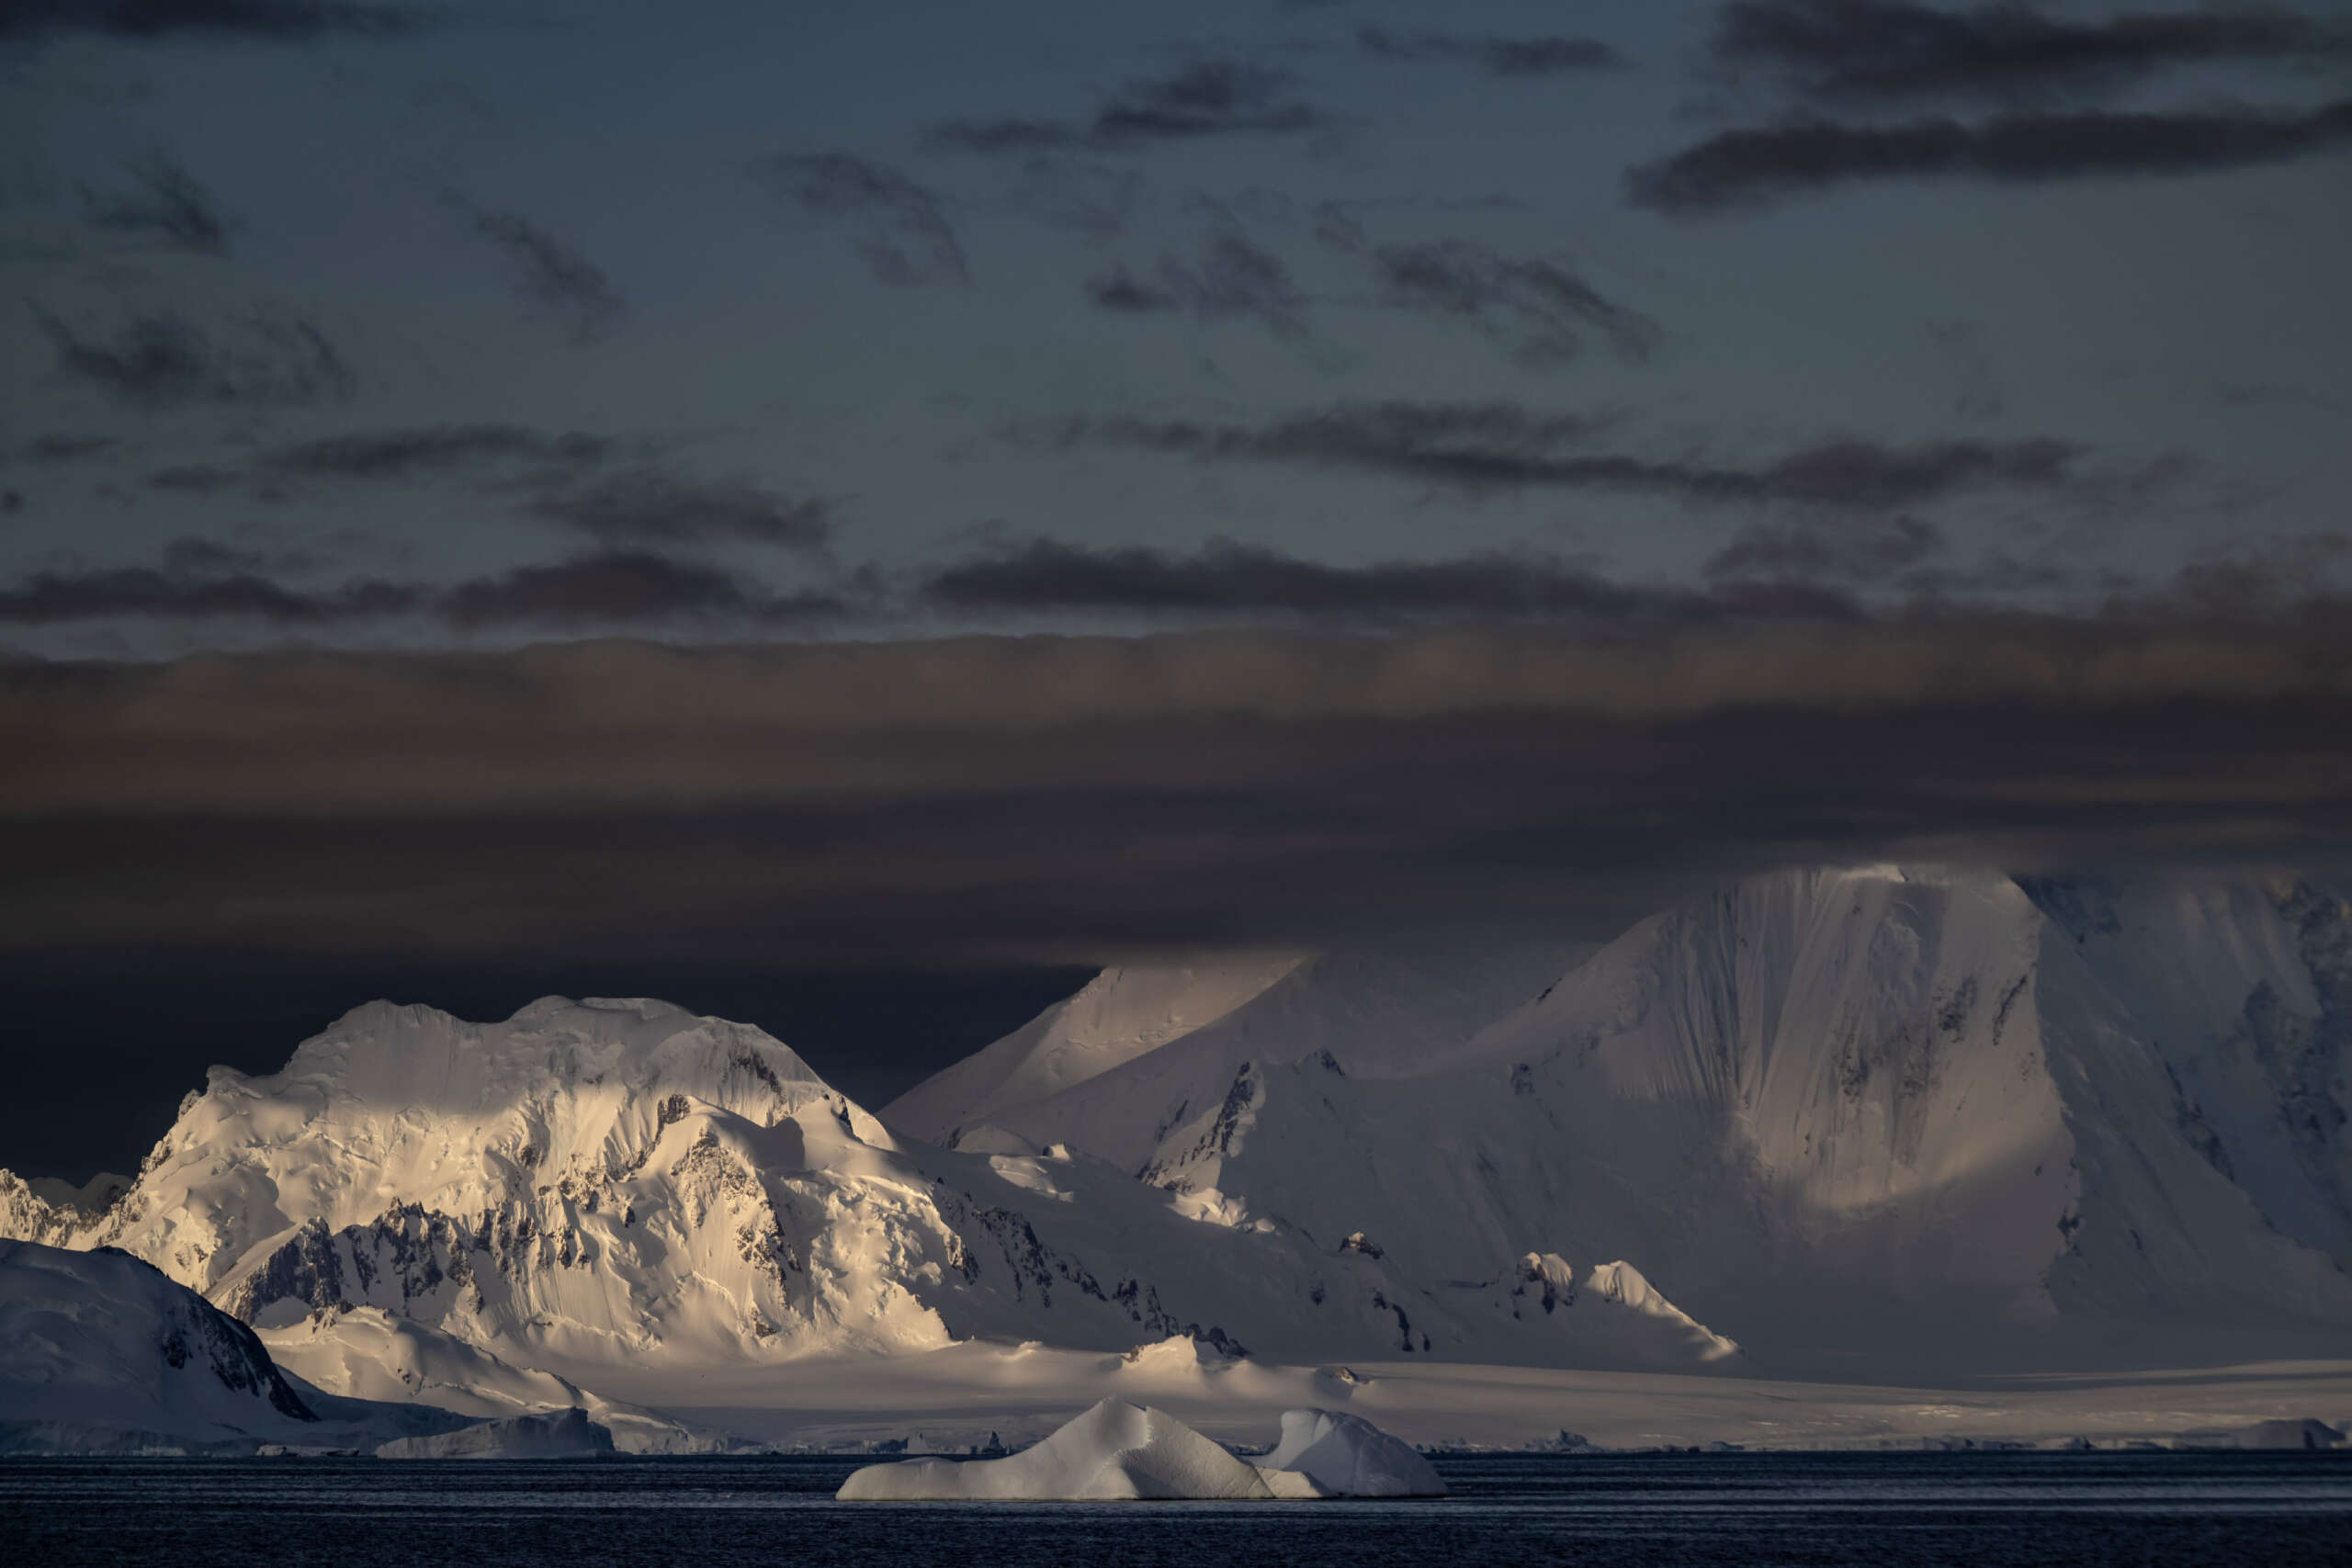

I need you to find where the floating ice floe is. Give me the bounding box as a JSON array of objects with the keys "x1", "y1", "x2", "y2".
[{"x1": 837, "y1": 1398, "x2": 1444, "y2": 1500}]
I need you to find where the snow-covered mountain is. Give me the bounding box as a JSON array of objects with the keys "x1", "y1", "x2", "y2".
[
  {"x1": 6, "y1": 863, "x2": 2345, "y2": 1426},
  {"x1": 0, "y1": 1239, "x2": 324, "y2": 1453},
  {"x1": 893, "y1": 866, "x2": 2352, "y2": 1357},
  {"x1": 0, "y1": 995, "x2": 1732, "y2": 1395}
]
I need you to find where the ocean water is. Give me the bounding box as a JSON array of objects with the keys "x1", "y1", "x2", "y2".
[{"x1": 4, "y1": 1451, "x2": 2349, "y2": 1567}]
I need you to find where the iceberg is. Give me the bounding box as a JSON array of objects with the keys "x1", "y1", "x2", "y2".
[
  {"x1": 838, "y1": 1398, "x2": 1270, "y2": 1500},
  {"x1": 1260, "y1": 1407, "x2": 1446, "y2": 1497},
  {"x1": 838, "y1": 1397, "x2": 1444, "y2": 1500}
]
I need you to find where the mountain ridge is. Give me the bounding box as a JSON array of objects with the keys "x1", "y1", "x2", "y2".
[{"x1": 6, "y1": 862, "x2": 2346, "y2": 1426}]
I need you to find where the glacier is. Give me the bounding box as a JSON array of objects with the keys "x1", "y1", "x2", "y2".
[{"x1": 376, "y1": 1405, "x2": 615, "y2": 1460}]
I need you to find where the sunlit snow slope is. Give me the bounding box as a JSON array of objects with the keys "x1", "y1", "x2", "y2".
[{"x1": 0, "y1": 995, "x2": 1728, "y2": 1381}]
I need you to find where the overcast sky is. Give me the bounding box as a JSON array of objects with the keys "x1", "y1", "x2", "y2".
[
  {"x1": 4, "y1": 0, "x2": 2347, "y2": 651},
  {"x1": 4, "y1": 2, "x2": 2351, "y2": 1175}
]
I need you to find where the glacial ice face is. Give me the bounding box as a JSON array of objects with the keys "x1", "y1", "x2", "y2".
[{"x1": 376, "y1": 1405, "x2": 614, "y2": 1460}]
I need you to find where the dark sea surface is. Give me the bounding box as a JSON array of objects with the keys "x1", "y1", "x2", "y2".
[{"x1": 5, "y1": 1451, "x2": 2349, "y2": 1567}]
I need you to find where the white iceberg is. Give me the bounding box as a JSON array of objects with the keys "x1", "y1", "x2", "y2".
[
  {"x1": 1260, "y1": 1407, "x2": 1446, "y2": 1497},
  {"x1": 839, "y1": 1398, "x2": 1269, "y2": 1500},
  {"x1": 837, "y1": 1397, "x2": 1444, "y2": 1500}
]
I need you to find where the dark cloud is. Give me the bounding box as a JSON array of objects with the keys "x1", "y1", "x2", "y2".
[
  {"x1": 0, "y1": 563, "x2": 418, "y2": 625},
  {"x1": 29, "y1": 303, "x2": 356, "y2": 407},
  {"x1": 923, "y1": 536, "x2": 1842, "y2": 624},
  {"x1": 1626, "y1": 96, "x2": 2352, "y2": 211},
  {"x1": 1085, "y1": 265, "x2": 1170, "y2": 312},
  {"x1": 752, "y1": 152, "x2": 968, "y2": 287},
  {"x1": 436, "y1": 552, "x2": 847, "y2": 629},
  {"x1": 1053, "y1": 401, "x2": 1604, "y2": 489},
  {"x1": 144, "y1": 463, "x2": 248, "y2": 493},
  {"x1": 4, "y1": 619, "x2": 2349, "y2": 964},
  {"x1": 18, "y1": 435, "x2": 118, "y2": 463},
  {"x1": 1092, "y1": 62, "x2": 1325, "y2": 147},
  {"x1": 1705, "y1": 515, "x2": 1946, "y2": 582},
  {"x1": 525, "y1": 467, "x2": 831, "y2": 552},
  {"x1": 260, "y1": 423, "x2": 614, "y2": 479},
  {"x1": 1085, "y1": 226, "x2": 1306, "y2": 335},
  {"x1": 455, "y1": 202, "x2": 627, "y2": 341},
  {"x1": 1370, "y1": 239, "x2": 1659, "y2": 365},
  {"x1": 1057, "y1": 401, "x2": 2090, "y2": 507},
  {"x1": 1901, "y1": 552, "x2": 2072, "y2": 601},
  {"x1": 108, "y1": 426, "x2": 613, "y2": 508},
  {"x1": 1713, "y1": 0, "x2": 2346, "y2": 103},
  {"x1": 925, "y1": 60, "x2": 1328, "y2": 155},
  {"x1": 1356, "y1": 27, "x2": 1623, "y2": 76},
  {"x1": 1311, "y1": 201, "x2": 1367, "y2": 253},
  {"x1": 1755, "y1": 434, "x2": 2084, "y2": 505},
  {"x1": 123, "y1": 430, "x2": 823, "y2": 553},
  {"x1": 1001, "y1": 157, "x2": 1145, "y2": 237},
  {"x1": 159, "y1": 536, "x2": 275, "y2": 575},
  {"x1": 2102, "y1": 531, "x2": 2352, "y2": 628},
  {"x1": 0, "y1": 1, "x2": 438, "y2": 40},
  {"x1": 0, "y1": 547, "x2": 848, "y2": 630},
  {"x1": 79, "y1": 154, "x2": 231, "y2": 254}
]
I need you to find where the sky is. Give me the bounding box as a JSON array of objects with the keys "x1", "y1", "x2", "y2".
[{"x1": 4, "y1": 1, "x2": 2352, "y2": 1175}]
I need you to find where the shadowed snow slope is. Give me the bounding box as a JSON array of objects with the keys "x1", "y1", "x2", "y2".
[
  {"x1": 0, "y1": 1239, "x2": 319, "y2": 1451},
  {"x1": 890, "y1": 937, "x2": 1580, "y2": 1172},
  {"x1": 893, "y1": 867, "x2": 2352, "y2": 1359},
  {"x1": 887, "y1": 956, "x2": 1310, "y2": 1153},
  {"x1": 0, "y1": 996, "x2": 1734, "y2": 1380}
]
